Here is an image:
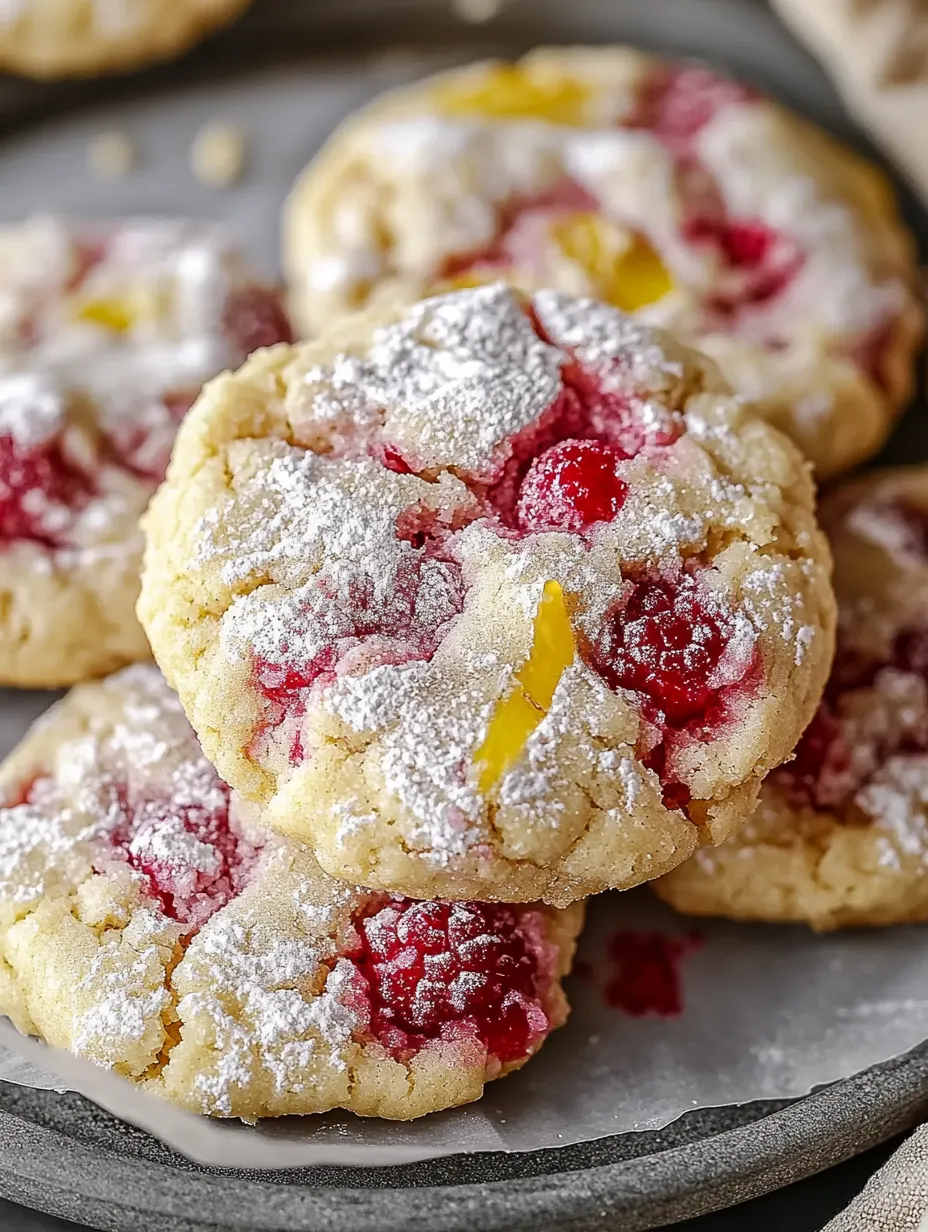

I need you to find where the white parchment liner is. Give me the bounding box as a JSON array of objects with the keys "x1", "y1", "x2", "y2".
[{"x1": 2, "y1": 889, "x2": 927, "y2": 1167}]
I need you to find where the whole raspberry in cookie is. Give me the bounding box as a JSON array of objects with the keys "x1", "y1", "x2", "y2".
[
  {"x1": 0, "y1": 217, "x2": 292, "y2": 687},
  {"x1": 0, "y1": 666, "x2": 580, "y2": 1120},
  {"x1": 657, "y1": 466, "x2": 928, "y2": 931},
  {"x1": 139, "y1": 285, "x2": 834, "y2": 905},
  {"x1": 284, "y1": 46, "x2": 923, "y2": 479}
]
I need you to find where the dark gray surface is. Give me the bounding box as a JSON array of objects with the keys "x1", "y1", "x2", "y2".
[
  {"x1": 0, "y1": 1, "x2": 926, "y2": 1230},
  {"x1": 0, "y1": 1137, "x2": 905, "y2": 1231},
  {"x1": 1, "y1": 1043, "x2": 927, "y2": 1231}
]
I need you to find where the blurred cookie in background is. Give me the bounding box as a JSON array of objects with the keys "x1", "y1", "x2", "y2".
[
  {"x1": 283, "y1": 46, "x2": 924, "y2": 478},
  {"x1": 0, "y1": 0, "x2": 253, "y2": 79},
  {"x1": 0, "y1": 216, "x2": 292, "y2": 687},
  {"x1": 657, "y1": 466, "x2": 928, "y2": 931}
]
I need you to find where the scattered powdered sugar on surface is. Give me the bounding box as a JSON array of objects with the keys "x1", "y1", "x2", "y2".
[
  {"x1": 846, "y1": 498, "x2": 927, "y2": 564},
  {"x1": 324, "y1": 663, "x2": 489, "y2": 860},
  {"x1": 856, "y1": 754, "x2": 928, "y2": 865},
  {"x1": 740, "y1": 562, "x2": 821, "y2": 666}
]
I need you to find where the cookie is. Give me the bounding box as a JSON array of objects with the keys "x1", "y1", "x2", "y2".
[
  {"x1": 657, "y1": 466, "x2": 928, "y2": 931},
  {"x1": 0, "y1": 664, "x2": 581, "y2": 1119},
  {"x1": 0, "y1": 0, "x2": 252, "y2": 78},
  {"x1": 283, "y1": 46, "x2": 923, "y2": 479},
  {"x1": 139, "y1": 284, "x2": 835, "y2": 906},
  {"x1": 0, "y1": 216, "x2": 292, "y2": 688}
]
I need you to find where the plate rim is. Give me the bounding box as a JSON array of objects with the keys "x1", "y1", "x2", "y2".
[{"x1": 2, "y1": 1041, "x2": 928, "y2": 1231}]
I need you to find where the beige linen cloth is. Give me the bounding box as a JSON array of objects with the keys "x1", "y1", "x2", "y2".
[
  {"x1": 820, "y1": 1125, "x2": 928, "y2": 1228},
  {"x1": 770, "y1": 0, "x2": 928, "y2": 199},
  {"x1": 768, "y1": 1, "x2": 928, "y2": 1226}
]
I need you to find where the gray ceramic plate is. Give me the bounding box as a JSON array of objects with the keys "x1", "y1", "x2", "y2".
[{"x1": 0, "y1": 1, "x2": 926, "y2": 1228}]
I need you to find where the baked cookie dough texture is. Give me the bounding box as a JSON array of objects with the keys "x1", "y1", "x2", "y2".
[
  {"x1": 0, "y1": 0, "x2": 252, "y2": 78},
  {"x1": 0, "y1": 665, "x2": 581, "y2": 1119},
  {"x1": 0, "y1": 215, "x2": 291, "y2": 688},
  {"x1": 139, "y1": 283, "x2": 836, "y2": 907},
  {"x1": 284, "y1": 46, "x2": 923, "y2": 479},
  {"x1": 658, "y1": 467, "x2": 928, "y2": 931}
]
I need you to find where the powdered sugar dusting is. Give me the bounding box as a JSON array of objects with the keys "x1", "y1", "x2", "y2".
[
  {"x1": 172, "y1": 284, "x2": 828, "y2": 895},
  {"x1": 0, "y1": 216, "x2": 290, "y2": 561},
  {"x1": 296, "y1": 283, "x2": 564, "y2": 476},
  {"x1": 0, "y1": 665, "x2": 576, "y2": 1113},
  {"x1": 0, "y1": 372, "x2": 66, "y2": 446}
]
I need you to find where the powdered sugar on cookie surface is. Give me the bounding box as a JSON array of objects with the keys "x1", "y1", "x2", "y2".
[
  {"x1": 140, "y1": 283, "x2": 834, "y2": 905},
  {"x1": 0, "y1": 666, "x2": 581, "y2": 1119}
]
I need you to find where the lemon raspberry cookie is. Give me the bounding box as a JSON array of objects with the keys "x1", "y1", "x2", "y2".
[
  {"x1": 0, "y1": 216, "x2": 292, "y2": 687},
  {"x1": 0, "y1": 0, "x2": 252, "y2": 78},
  {"x1": 657, "y1": 466, "x2": 928, "y2": 931},
  {"x1": 284, "y1": 46, "x2": 923, "y2": 478},
  {"x1": 0, "y1": 665, "x2": 581, "y2": 1119},
  {"x1": 139, "y1": 284, "x2": 835, "y2": 905}
]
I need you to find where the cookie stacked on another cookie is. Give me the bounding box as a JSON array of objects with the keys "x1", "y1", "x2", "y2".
[
  {"x1": 0, "y1": 216, "x2": 292, "y2": 687},
  {"x1": 139, "y1": 283, "x2": 835, "y2": 906}
]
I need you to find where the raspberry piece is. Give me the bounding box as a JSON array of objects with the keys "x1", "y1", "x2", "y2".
[
  {"x1": 0, "y1": 433, "x2": 93, "y2": 547},
  {"x1": 355, "y1": 899, "x2": 551, "y2": 1063},
  {"x1": 104, "y1": 781, "x2": 260, "y2": 929},
  {"x1": 589, "y1": 574, "x2": 749, "y2": 727},
  {"x1": 636, "y1": 64, "x2": 757, "y2": 144},
  {"x1": 876, "y1": 500, "x2": 928, "y2": 563},
  {"x1": 775, "y1": 626, "x2": 928, "y2": 813},
  {"x1": 517, "y1": 439, "x2": 629, "y2": 532},
  {"x1": 685, "y1": 215, "x2": 804, "y2": 309},
  {"x1": 251, "y1": 555, "x2": 465, "y2": 749},
  {"x1": 775, "y1": 704, "x2": 852, "y2": 811},
  {"x1": 222, "y1": 285, "x2": 294, "y2": 359}
]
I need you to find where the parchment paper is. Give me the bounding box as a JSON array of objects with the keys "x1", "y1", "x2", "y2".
[{"x1": 2, "y1": 889, "x2": 928, "y2": 1166}]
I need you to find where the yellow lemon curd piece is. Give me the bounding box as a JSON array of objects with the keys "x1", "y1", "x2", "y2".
[
  {"x1": 435, "y1": 64, "x2": 591, "y2": 125},
  {"x1": 476, "y1": 580, "x2": 575, "y2": 793},
  {"x1": 74, "y1": 295, "x2": 137, "y2": 332},
  {"x1": 74, "y1": 285, "x2": 169, "y2": 333},
  {"x1": 552, "y1": 212, "x2": 673, "y2": 311},
  {"x1": 441, "y1": 268, "x2": 500, "y2": 292}
]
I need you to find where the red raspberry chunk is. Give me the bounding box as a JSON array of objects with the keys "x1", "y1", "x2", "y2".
[
  {"x1": 0, "y1": 433, "x2": 94, "y2": 548},
  {"x1": 355, "y1": 899, "x2": 551, "y2": 1063},
  {"x1": 517, "y1": 439, "x2": 629, "y2": 532},
  {"x1": 685, "y1": 215, "x2": 804, "y2": 310},
  {"x1": 775, "y1": 704, "x2": 852, "y2": 811},
  {"x1": 222, "y1": 285, "x2": 294, "y2": 360},
  {"x1": 604, "y1": 929, "x2": 703, "y2": 1017},
  {"x1": 636, "y1": 64, "x2": 758, "y2": 144},
  {"x1": 590, "y1": 574, "x2": 747, "y2": 727},
  {"x1": 775, "y1": 623, "x2": 928, "y2": 813},
  {"x1": 103, "y1": 782, "x2": 260, "y2": 929}
]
